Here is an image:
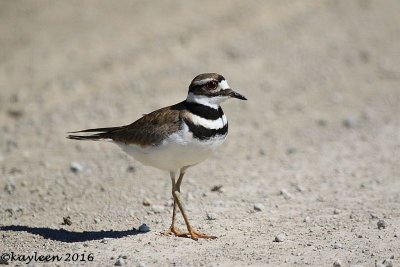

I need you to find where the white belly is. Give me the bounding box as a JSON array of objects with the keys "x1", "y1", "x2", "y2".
[{"x1": 115, "y1": 123, "x2": 226, "y2": 171}]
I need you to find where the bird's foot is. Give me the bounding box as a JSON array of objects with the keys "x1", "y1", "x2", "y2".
[
  {"x1": 181, "y1": 228, "x2": 217, "y2": 240},
  {"x1": 162, "y1": 225, "x2": 185, "y2": 237},
  {"x1": 162, "y1": 226, "x2": 216, "y2": 240}
]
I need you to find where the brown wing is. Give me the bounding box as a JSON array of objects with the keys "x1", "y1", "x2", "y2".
[{"x1": 108, "y1": 102, "x2": 185, "y2": 147}]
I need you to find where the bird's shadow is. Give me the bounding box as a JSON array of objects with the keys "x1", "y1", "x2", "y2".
[{"x1": 0, "y1": 225, "x2": 144, "y2": 243}]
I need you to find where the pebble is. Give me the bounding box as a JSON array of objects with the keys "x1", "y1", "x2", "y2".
[
  {"x1": 280, "y1": 189, "x2": 293, "y2": 200},
  {"x1": 62, "y1": 216, "x2": 72, "y2": 226},
  {"x1": 333, "y1": 259, "x2": 343, "y2": 267},
  {"x1": 151, "y1": 205, "x2": 164, "y2": 213},
  {"x1": 115, "y1": 258, "x2": 125, "y2": 266},
  {"x1": 294, "y1": 184, "x2": 305, "y2": 192},
  {"x1": 317, "y1": 119, "x2": 327, "y2": 127},
  {"x1": 343, "y1": 116, "x2": 358, "y2": 128},
  {"x1": 333, "y1": 209, "x2": 341, "y2": 215},
  {"x1": 303, "y1": 216, "x2": 311, "y2": 223},
  {"x1": 333, "y1": 242, "x2": 343, "y2": 249},
  {"x1": 138, "y1": 224, "x2": 150, "y2": 233},
  {"x1": 206, "y1": 212, "x2": 217, "y2": 220},
  {"x1": 70, "y1": 162, "x2": 83, "y2": 173},
  {"x1": 253, "y1": 203, "x2": 264, "y2": 212},
  {"x1": 127, "y1": 166, "x2": 136, "y2": 173},
  {"x1": 142, "y1": 199, "x2": 151, "y2": 206},
  {"x1": 376, "y1": 259, "x2": 393, "y2": 267},
  {"x1": 377, "y1": 219, "x2": 387, "y2": 229},
  {"x1": 4, "y1": 182, "x2": 16, "y2": 194},
  {"x1": 138, "y1": 263, "x2": 147, "y2": 267},
  {"x1": 211, "y1": 185, "x2": 223, "y2": 193},
  {"x1": 274, "y1": 233, "x2": 286, "y2": 242}
]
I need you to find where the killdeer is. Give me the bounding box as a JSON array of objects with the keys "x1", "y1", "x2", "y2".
[{"x1": 67, "y1": 73, "x2": 247, "y2": 240}]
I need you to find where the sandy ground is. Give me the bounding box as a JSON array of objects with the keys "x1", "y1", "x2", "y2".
[{"x1": 1, "y1": 1, "x2": 399, "y2": 266}]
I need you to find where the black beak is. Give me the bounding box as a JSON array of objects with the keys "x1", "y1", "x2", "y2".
[{"x1": 225, "y1": 89, "x2": 247, "y2": 100}]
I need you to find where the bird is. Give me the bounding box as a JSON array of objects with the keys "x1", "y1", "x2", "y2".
[{"x1": 67, "y1": 73, "x2": 247, "y2": 240}]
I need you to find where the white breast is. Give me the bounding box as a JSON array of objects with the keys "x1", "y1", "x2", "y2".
[{"x1": 115, "y1": 121, "x2": 227, "y2": 172}]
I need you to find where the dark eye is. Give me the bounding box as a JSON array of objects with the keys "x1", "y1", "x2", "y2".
[{"x1": 206, "y1": 81, "x2": 218, "y2": 90}]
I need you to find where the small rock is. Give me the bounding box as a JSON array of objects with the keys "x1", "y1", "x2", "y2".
[
  {"x1": 294, "y1": 184, "x2": 305, "y2": 192},
  {"x1": 211, "y1": 185, "x2": 223, "y2": 193},
  {"x1": 127, "y1": 166, "x2": 136, "y2": 173},
  {"x1": 333, "y1": 209, "x2": 341, "y2": 215},
  {"x1": 151, "y1": 205, "x2": 164, "y2": 213},
  {"x1": 253, "y1": 203, "x2": 264, "y2": 212},
  {"x1": 376, "y1": 259, "x2": 393, "y2": 267},
  {"x1": 377, "y1": 219, "x2": 387, "y2": 229},
  {"x1": 94, "y1": 218, "x2": 100, "y2": 224},
  {"x1": 70, "y1": 162, "x2": 84, "y2": 173},
  {"x1": 370, "y1": 213, "x2": 379, "y2": 219},
  {"x1": 62, "y1": 216, "x2": 72, "y2": 226},
  {"x1": 4, "y1": 183, "x2": 16, "y2": 194},
  {"x1": 317, "y1": 119, "x2": 327, "y2": 127},
  {"x1": 138, "y1": 224, "x2": 150, "y2": 233},
  {"x1": 115, "y1": 258, "x2": 125, "y2": 266},
  {"x1": 7, "y1": 109, "x2": 24, "y2": 119},
  {"x1": 303, "y1": 216, "x2": 311, "y2": 223},
  {"x1": 138, "y1": 263, "x2": 146, "y2": 267},
  {"x1": 274, "y1": 233, "x2": 286, "y2": 242},
  {"x1": 333, "y1": 259, "x2": 343, "y2": 267},
  {"x1": 206, "y1": 213, "x2": 217, "y2": 220},
  {"x1": 286, "y1": 147, "x2": 296, "y2": 155},
  {"x1": 280, "y1": 188, "x2": 293, "y2": 200},
  {"x1": 343, "y1": 116, "x2": 358, "y2": 128},
  {"x1": 333, "y1": 242, "x2": 343, "y2": 249},
  {"x1": 142, "y1": 199, "x2": 151, "y2": 206}
]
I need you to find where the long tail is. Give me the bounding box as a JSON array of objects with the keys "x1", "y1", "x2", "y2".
[{"x1": 67, "y1": 126, "x2": 121, "y2": 141}]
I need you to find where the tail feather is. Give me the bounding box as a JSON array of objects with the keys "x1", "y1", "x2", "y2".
[
  {"x1": 68, "y1": 126, "x2": 120, "y2": 134},
  {"x1": 67, "y1": 126, "x2": 121, "y2": 141}
]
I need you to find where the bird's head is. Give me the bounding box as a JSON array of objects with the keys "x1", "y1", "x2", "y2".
[{"x1": 186, "y1": 73, "x2": 247, "y2": 108}]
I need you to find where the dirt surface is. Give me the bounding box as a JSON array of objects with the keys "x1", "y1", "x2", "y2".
[{"x1": 1, "y1": 1, "x2": 399, "y2": 266}]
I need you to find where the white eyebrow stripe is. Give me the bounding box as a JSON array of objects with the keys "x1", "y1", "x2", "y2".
[{"x1": 192, "y1": 78, "x2": 214, "y2": 86}]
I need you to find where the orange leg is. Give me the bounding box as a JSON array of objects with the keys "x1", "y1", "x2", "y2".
[{"x1": 163, "y1": 168, "x2": 216, "y2": 240}]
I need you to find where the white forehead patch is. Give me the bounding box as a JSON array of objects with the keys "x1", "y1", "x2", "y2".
[{"x1": 219, "y1": 80, "x2": 230, "y2": 89}]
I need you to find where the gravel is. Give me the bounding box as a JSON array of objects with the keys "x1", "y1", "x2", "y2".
[
  {"x1": 62, "y1": 216, "x2": 72, "y2": 226},
  {"x1": 377, "y1": 219, "x2": 387, "y2": 229},
  {"x1": 151, "y1": 205, "x2": 164, "y2": 213},
  {"x1": 253, "y1": 203, "x2": 264, "y2": 211},
  {"x1": 70, "y1": 161, "x2": 84, "y2": 173},
  {"x1": 343, "y1": 116, "x2": 358, "y2": 128},
  {"x1": 274, "y1": 233, "x2": 286, "y2": 242},
  {"x1": 333, "y1": 259, "x2": 343, "y2": 267},
  {"x1": 211, "y1": 185, "x2": 223, "y2": 193},
  {"x1": 333, "y1": 242, "x2": 343, "y2": 249},
  {"x1": 138, "y1": 224, "x2": 150, "y2": 233},
  {"x1": 376, "y1": 259, "x2": 393, "y2": 267},
  {"x1": 280, "y1": 189, "x2": 293, "y2": 200},
  {"x1": 115, "y1": 258, "x2": 125, "y2": 266},
  {"x1": 206, "y1": 212, "x2": 217, "y2": 220},
  {"x1": 333, "y1": 208, "x2": 341, "y2": 215}
]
